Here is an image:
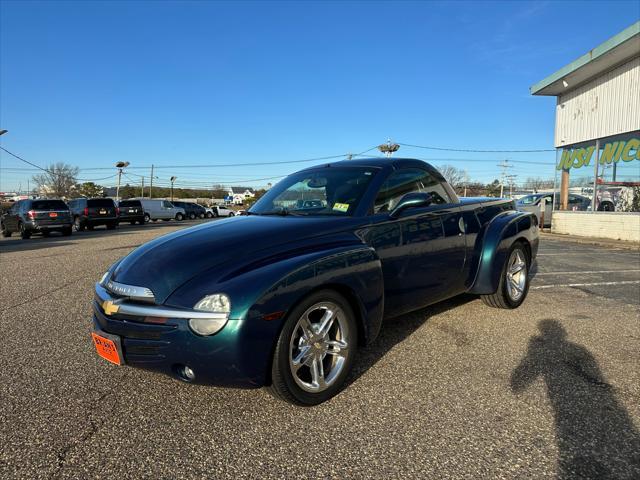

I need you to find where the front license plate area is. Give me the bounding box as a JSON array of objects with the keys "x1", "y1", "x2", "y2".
[{"x1": 92, "y1": 331, "x2": 124, "y2": 365}]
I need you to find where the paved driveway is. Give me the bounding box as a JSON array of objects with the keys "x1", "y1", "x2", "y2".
[{"x1": 1, "y1": 224, "x2": 638, "y2": 479}]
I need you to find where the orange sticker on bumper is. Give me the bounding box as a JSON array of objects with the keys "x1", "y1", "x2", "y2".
[{"x1": 91, "y1": 333, "x2": 121, "y2": 365}]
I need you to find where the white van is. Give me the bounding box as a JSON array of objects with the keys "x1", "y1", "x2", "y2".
[{"x1": 138, "y1": 199, "x2": 186, "y2": 222}]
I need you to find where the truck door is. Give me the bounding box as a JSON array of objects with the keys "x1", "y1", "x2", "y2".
[{"x1": 365, "y1": 168, "x2": 466, "y2": 318}]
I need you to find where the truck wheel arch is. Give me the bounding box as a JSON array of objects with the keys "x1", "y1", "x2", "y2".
[{"x1": 469, "y1": 211, "x2": 538, "y2": 295}]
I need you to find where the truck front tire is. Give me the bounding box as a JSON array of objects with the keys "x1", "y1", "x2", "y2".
[{"x1": 270, "y1": 289, "x2": 357, "y2": 406}]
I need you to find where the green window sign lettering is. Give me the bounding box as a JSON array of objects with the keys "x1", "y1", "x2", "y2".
[{"x1": 557, "y1": 138, "x2": 640, "y2": 170}]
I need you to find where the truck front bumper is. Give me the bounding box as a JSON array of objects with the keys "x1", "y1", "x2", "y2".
[{"x1": 91, "y1": 283, "x2": 271, "y2": 388}]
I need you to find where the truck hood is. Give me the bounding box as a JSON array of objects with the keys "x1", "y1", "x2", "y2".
[{"x1": 111, "y1": 215, "x2": 360, "y2": 304}]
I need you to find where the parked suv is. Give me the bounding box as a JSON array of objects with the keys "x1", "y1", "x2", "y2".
[
  {"x1": 117, "y1": 199, "x2": 146, "y2": 225},
  {"x1": 138, "y1": 199, "x2": 185, "y2": 222},
  {"x1": 68, "y1": 198, "x2": 119, "y2": 231},
  {"x1": 171, "y1": 201, "x2": 206, "y2": 220},
  {"x1": 1, "y1": 199, "x2": 73, "y2": 239}
]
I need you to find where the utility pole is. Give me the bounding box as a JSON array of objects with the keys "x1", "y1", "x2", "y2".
[
  {"x1": 141, "y1": 176, "x2": 145, "y2": 197},
  {"x1": 506, "y1": 174, "x2": 518, "y2": 198},
  {"x1": 115, "y1": 161, "x2": 130, "y2": 202},
  {"x1": 170, "y1": 176, "x2": 177, "y2": 201},
  {"x1": 497, "y1": 159, "x2": 513, "y2": 198},
  {"x1": 149, "y1": 164, "x2": 154, "y2": 199}
]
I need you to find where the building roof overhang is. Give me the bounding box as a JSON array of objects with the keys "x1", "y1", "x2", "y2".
[{"x1": 530, "y1": 21, "x2": 640, "y2": 96}]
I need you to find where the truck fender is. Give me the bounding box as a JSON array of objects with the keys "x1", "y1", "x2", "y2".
[
  {"x1": 469, "y1": 211, "x2": 538, "y2": 295},
  {"x1": 239, "y1": 245, "x2": 384, "y2": 345}
]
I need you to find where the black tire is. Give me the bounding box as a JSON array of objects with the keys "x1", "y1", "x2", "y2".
[
  {"x1": 189, "y1": 212, "x2": 196, "y2": 220},
  {"x1": 175, "y1": 213, "x2": 184, "y2": 221},
  {"x1": 199, "y1": 213, "x2": 205, "y2": 219},
  {"x1": 19, "y1": 222, "x2": 31, "y2": 239},
  {"x1": 106, "y1": 222, "x2": 117, "y2": 230},
  {"x1": 598, "y1": 202, "x2": 615, "y2": 212},
  {"x1": 229, "y1": 212, "x2": 235, "y2": 217},
  {"x1": 206, "y1": 212, "x2": 213, "y2": 219},
  {"x1": 1, "y1": 223, "x2": 11, "y2": 238},
  {"x1": 143, "y1": 213, "x2": 151, "y2": 223},
  {"x1": 270, "y1": 289, "x2": 358, "y2": 406},
  {"x1": 74, "y1": 217, "x2": 85, "y2": 232},
  {"x1": 62, "y1": 226, "x2": 72, "y2": 236},
  {"x1": 481, "y1": 243, "x2": 530, "y2": 309}
]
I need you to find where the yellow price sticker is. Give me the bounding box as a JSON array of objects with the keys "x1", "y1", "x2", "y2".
[{"x1": 333, "y1": 203, "x2": 350, "y2": 212}]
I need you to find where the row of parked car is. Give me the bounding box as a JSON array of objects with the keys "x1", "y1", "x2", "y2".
[{"x1": 0, "y1": 198, "x2": 237, "y2": 239}]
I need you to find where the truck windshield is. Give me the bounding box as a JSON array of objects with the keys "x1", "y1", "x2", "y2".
[{"x1": 250, "y1": 167, "x2": 378, "y2": 216}]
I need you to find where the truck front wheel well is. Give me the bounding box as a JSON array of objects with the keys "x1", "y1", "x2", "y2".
[{"x1": 301, "y1": 284, "x2": 367, "y2": 348}]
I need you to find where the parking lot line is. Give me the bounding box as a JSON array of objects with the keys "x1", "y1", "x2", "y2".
[
  {"x1": 535, "y1": 269, "x2": 640, "y2": 276},
  {"x1": 531, "y1": 280, "x2": 640, "y2": 290}
]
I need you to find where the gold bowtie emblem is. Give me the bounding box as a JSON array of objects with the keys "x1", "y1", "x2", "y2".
[{"x1": 102, "y1": 301, "x2": 120, "y2": 316}]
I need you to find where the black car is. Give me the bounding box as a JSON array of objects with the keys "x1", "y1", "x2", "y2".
[
  {"x1": 117, "y1": 199, "x2": 146, "y2": 225},
  {"x1": 1, "y1": 199, "x2": 73, "y2": 239},
  {"x1": 171, "y1": 201, "x2": 206, "y2": 220},
  {"x1": 68, "y1": 198, "x2": 119, "y2": 231}
]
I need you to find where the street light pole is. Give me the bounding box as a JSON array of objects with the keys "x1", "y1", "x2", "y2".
[
  {"x1": 170, "y1": 176, "x2": 177, "y2": 201},
  {"x1": 115, "y1": 161, "x2": 130, "y2": 202}
]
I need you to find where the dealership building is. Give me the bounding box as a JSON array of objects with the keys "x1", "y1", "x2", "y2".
[{"x1": 531, "y1": 21, "x2": 639, "y2": 241}]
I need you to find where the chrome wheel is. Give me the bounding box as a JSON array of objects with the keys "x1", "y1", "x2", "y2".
[
  {"x1": 289, "y1": 301, "x2": 350, "y2": 393},
  {"x1": 506, "y1": 249, "x2": 527, "y2": 301}
]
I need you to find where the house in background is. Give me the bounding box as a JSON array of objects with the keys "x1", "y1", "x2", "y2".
[{"x1": 227, "y1": 187, "x2": 255, "y2": 205}]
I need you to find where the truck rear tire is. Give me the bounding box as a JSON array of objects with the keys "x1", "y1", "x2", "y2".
[{"x1": 481, "y1": 243, "x2": 530, "y2": 309}]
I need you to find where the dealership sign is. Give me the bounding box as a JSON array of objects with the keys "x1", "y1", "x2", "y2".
[{"x1": 557, "y1": 137, "x2": 640, "y2": 170}]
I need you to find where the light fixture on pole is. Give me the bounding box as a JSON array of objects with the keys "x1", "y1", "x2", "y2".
[
  {"x1": 115, "y1": 161, "x2": 130, "y2": 202},
  {"x1": 170, "y1": 176, "x2": 177, "y2": 201},
  {"x1": 377, "y1": 139, "x2": 400, "y2": 158}
]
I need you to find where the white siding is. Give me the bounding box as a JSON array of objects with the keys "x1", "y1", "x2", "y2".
[{"x1": 555, "y1": 56, "x2": 640, "y2": 147}]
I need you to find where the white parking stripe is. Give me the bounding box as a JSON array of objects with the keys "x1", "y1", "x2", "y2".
[
  {"x1": 535, "y1": 269, "x2": 640, "y2": 276},
  {"x1": 537, "y1": 252, "x2": 637, "y2": 256},
  {"x1": 531, "y1": 280, "x2": 640, "y2": 290}
]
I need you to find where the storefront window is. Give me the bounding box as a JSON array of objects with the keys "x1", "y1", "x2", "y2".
[{"x1": 555, "y1": 131, "x2": 640, "y2": 212}]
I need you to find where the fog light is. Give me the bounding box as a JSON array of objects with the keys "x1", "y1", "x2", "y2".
[{"x1": 182, "y1": 366, "x2": 195, "y2": 381}]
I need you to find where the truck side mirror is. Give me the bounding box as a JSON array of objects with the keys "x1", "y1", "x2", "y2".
[{"x1": 389, "y1": 192, "x2": 433, "y2": 218}]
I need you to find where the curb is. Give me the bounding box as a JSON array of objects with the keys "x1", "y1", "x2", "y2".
[{"x1": 540, "y1": 232, "x2": 640, "y2": 251}]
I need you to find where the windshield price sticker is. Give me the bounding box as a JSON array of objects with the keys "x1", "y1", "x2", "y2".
[{"x1": 333, "y1": 203, "x2": 349, "y2": 212}]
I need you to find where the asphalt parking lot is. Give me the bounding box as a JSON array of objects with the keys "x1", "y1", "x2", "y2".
[{"x1": 1, "y1": 221, "x2": 639, "y2": 479}]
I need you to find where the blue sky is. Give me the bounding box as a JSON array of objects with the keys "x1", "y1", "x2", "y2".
[{"x1": 0, "y1": 0, "x2": 638, "y2": 192}]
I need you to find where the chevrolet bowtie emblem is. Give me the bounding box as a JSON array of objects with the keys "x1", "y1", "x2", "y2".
[{"x1": 102, "y1": 300, "x2": 120, "y2": 316}]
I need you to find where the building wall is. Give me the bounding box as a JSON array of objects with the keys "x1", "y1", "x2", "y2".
[
  {"x1": 555, "y1": 56, "x2": 640, "y2": 147},
  {"x1": 551, "y1": 211, "x2": 640, "y2": 242}
]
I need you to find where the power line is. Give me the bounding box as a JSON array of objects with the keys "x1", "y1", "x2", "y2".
[{"x1": 398, "y1": 142, "x2": 555, "y2": 153}]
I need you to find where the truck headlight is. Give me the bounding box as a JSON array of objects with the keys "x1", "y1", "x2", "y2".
[{"x1": 189, "y1": 294, "x2": 231, "y2": 336}]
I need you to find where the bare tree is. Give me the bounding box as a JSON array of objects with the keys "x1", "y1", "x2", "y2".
[
  {"x1": 437, "y1": 165, "x2": 467, "y2": 191},
  {"x1": 524, "y1": 177, "x2": 555, "y2": 192},
  {"x1": 32, "y1": 162, "x2": 79, "y2": 198}
]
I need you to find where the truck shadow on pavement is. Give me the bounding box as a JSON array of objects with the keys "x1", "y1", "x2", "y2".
[
  {"x1": 511, "y1": 319, "x2": 640, "y2": 479},
  {"x1": 346, "y1": 294, "x2": 475, "y2": 387}
]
